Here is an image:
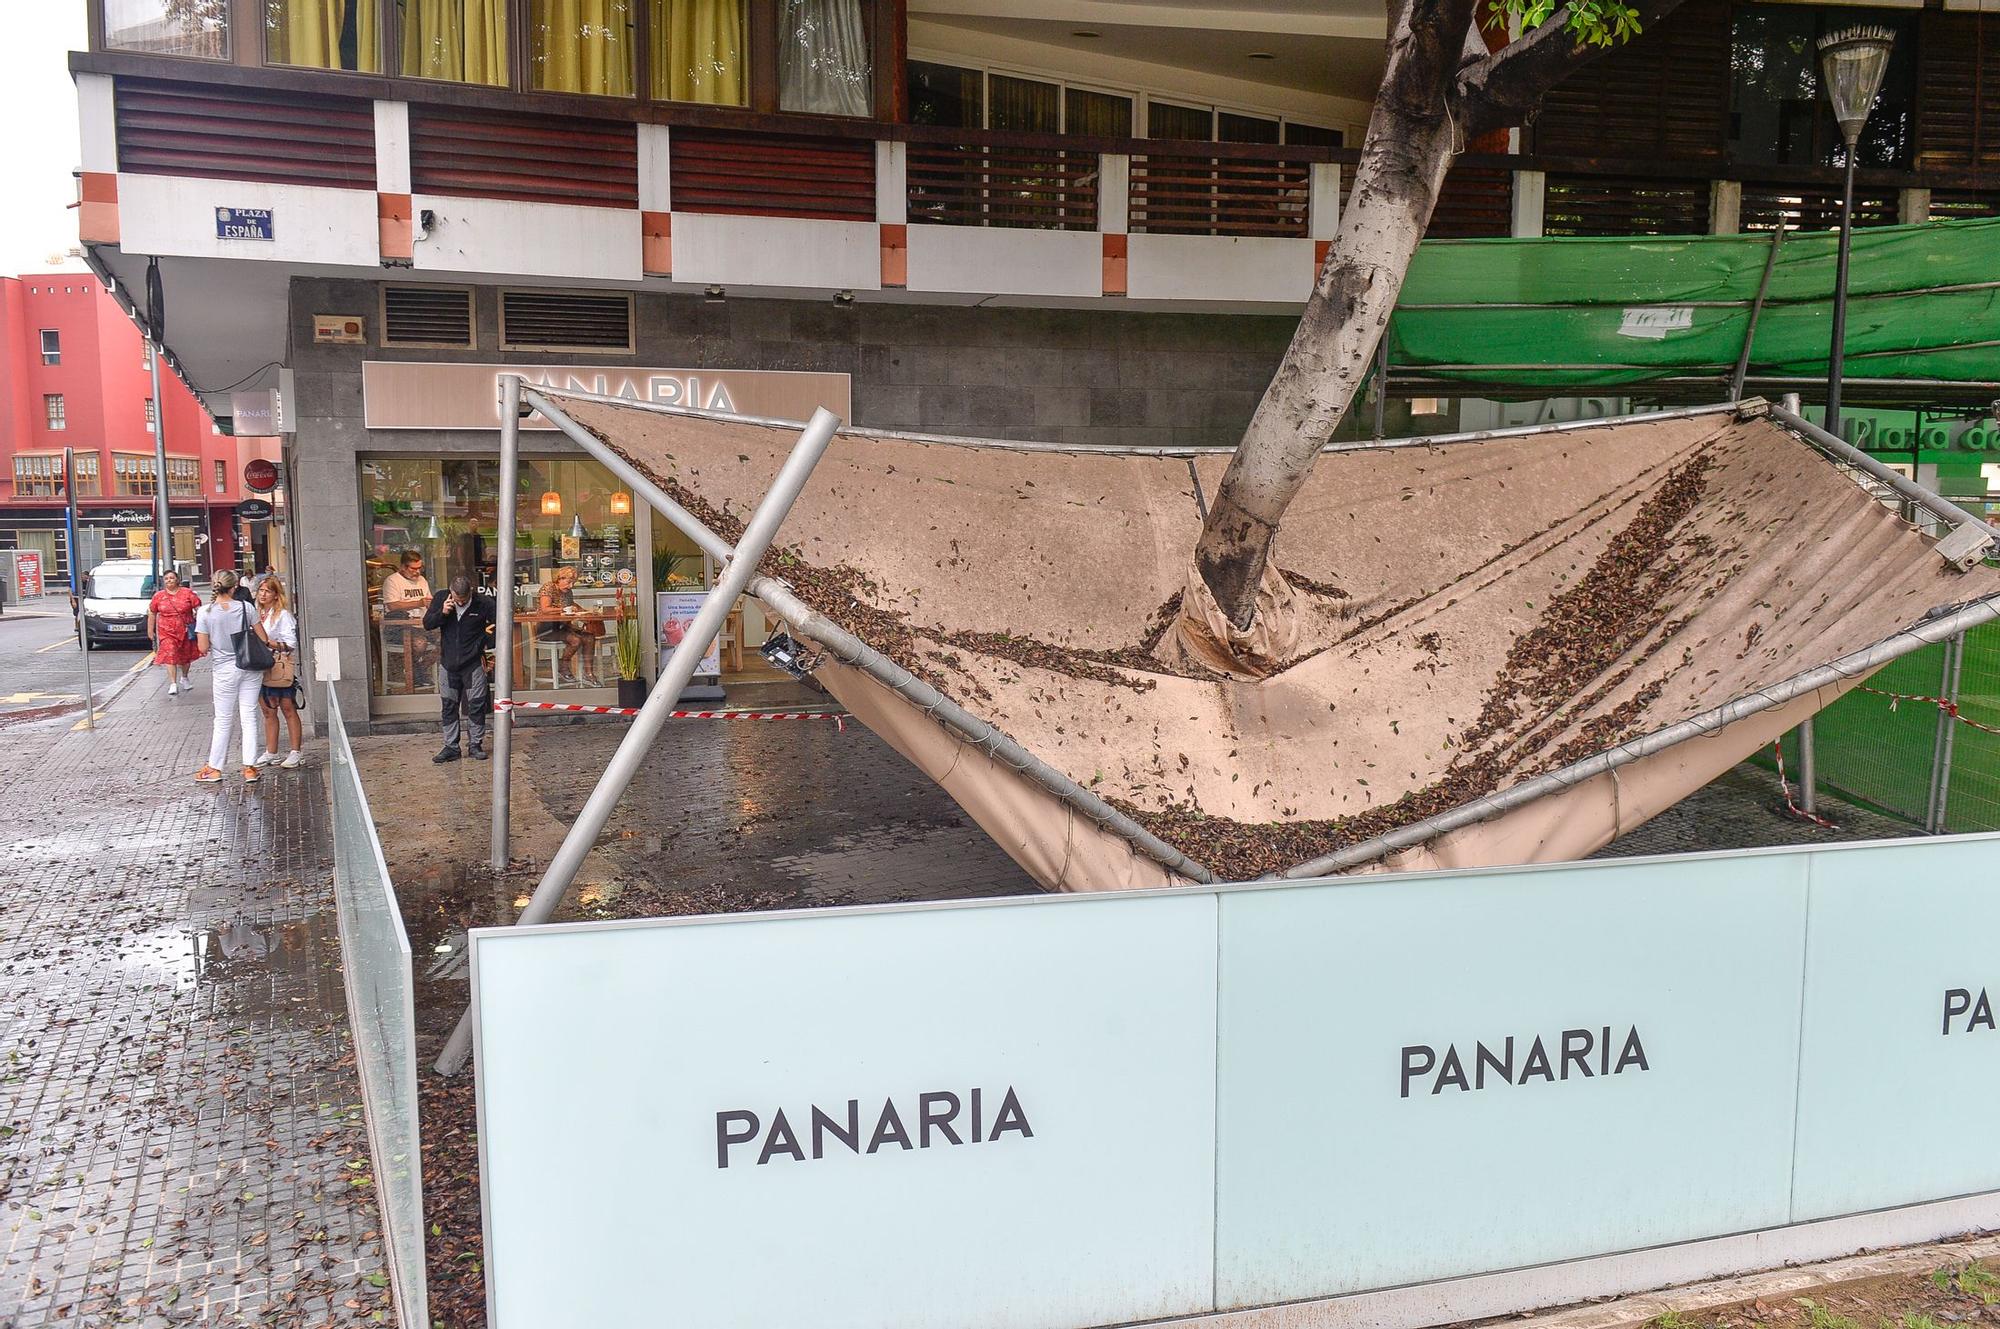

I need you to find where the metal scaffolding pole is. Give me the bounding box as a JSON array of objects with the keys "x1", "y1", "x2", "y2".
[
  {"x1": 488, "y1": 376, "x2": 521, "y2": 872},
  {"x1": 436, "y1": 404, "x2": 843, "y2": 1076},
  {"x1": 146, "y1": 336, "x2": 170, "y2": 583},
  {"x1": 1925, "y1": 633, "x2": 1966, "y2": 834}
]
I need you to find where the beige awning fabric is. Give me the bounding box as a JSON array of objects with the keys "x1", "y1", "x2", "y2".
[{"x1": 548, "y1": 394, "x2": 2000, "y2": 890}]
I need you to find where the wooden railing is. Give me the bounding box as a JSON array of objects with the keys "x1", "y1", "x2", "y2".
[
  {"x1": 1128, "y1": 153, "x2": 1312, "y2": 237},
  {"x1": 671, "y1": 127, "x2": 876, "y2": 222},
  {"x1": 1739, "y1": 181, "x2": 1897, "y2": 233},
  {"x1": 1543, "y1": 174, "x2": 1710, "y2": 237},
  {"x1": 906, "y1": 141, "x2": 1098, "y2": 230}
]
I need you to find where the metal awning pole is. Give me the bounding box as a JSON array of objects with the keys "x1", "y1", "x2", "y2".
[
  {"x1": 64, "y1": 448, "x2": 93, "y2": 731},
  {"x1": 1926, "y1": 633, "x2": 1966, "y2": 833},
  {"x1": 1371, "y1": 334, "x2": 1390, "y2": 441},
  {"x1": 435, "y1": 405, "x2": 842, "y2": 1076},
  {"x1": 1729, "y1": 224, "x2": 1786, "y2": 402},
  {"x1": 1770, "y1": 402, "x2": 2000, "y2": 543},
  {"x1": 489, "y1": 376, "x2": 521, "y2": 872}
]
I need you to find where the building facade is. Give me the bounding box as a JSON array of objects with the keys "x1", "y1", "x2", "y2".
[
  {"x1": 65, "y1": 0, "x2": 2000, "y2": 724},
  {"x1": 0, "y1": 274, "x2": 281, "y2": 586}
]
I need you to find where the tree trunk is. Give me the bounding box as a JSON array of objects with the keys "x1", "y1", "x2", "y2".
[{"x1": 1188, "y1": 0, "x2": 1470, "y2": 640}]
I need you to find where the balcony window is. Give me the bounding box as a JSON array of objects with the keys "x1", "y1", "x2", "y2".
[
  {"x1": 266, "y1": 0, "x2": 381, "y2": 72},
  {"x1": 1066, "y1": 88, "x2": 1133, "y2": 138},
  {"x1": 1148, "y1": 101, "x2": 1213, "y2": 141},
  {"x1": 1728, "y1": 6, "x2": 1915, "y2": 169},
  {"x1": 103, "y1": 0, "x2": 229, "y2": 58},
  {"x1": 650, "y1": 0, "x2": 747, "y2": 105},
  {"x1": 14, "y1": 455, "x2": 62, "y2": 499},
  {"x1": 988, "y1": 74, "x2": 1057, "y2": 134},
  {"x1": 530, "y1": 0, "x2": 635, "y2": 97},
  {"x1": 909, "y1": 61, "x2": 980, "y2": 129},
  {"x1": 779, "y1": 0, "x2": 870, "y2": 116},
  {"x1": 399, "y1": 0, "x2": 509, "y2": 85}
]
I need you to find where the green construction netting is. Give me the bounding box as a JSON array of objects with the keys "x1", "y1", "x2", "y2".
[{"x1": 1388, "y1": 216, "x2": 2000, "y2": 393}]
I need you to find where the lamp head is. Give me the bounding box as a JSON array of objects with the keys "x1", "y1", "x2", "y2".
[{"x1": 1817, "y1": 26, "x2": 1896, "y2": 146}]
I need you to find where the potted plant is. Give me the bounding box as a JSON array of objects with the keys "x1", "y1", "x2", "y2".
[{"x1": 613, "y1": 589, "x2": 646, "y2": 709}]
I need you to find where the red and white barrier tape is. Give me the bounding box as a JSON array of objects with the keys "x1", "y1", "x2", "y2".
[
  {"x1": 1771, "y1": 739, "x2": 1840, "y2": 830},
  {"x1": 494, "y1": 698, "x2": 845, "y2": 729},
  {"x1": 1852, "y1": 684, "x2": 2000, "y2": 737}
]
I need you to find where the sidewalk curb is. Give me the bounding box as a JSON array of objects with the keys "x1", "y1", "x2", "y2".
[{"x1": 1486, "y1": 1233, "x2": 2000, "y2": 1329}]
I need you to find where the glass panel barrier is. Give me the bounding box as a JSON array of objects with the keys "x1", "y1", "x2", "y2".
[{"x1": 327, "y1": 691, "x2": 428, "y2": 1329}]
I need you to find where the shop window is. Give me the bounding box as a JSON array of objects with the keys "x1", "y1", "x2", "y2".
[
  {"x1": 45, "y1": 395, "x2": 66, "y2": 431},
  {"x1": 400, "y1": 0, "x2": 510, "y2": 86},
  {"x1": 103, "y1": 0, "x2": 229, "y2": 58},
  {"x1": 651, "y1": 0, "x2": 748, "y2": 106},
  {"x1": 908, "y1": 61, "x2": 981, "y2": 129},
  {"x1": 40, "y1": 330, "x2": 59, "y2": 366},
  {"x1": 530, "y1": 0, "x2": 636, "y2": 97},
  {"x1": 1728, "y1": 6, "x2": 1915, "y2": 169},
  {"x1": 358, "y1": 456, "x2": 637, "y2": 701},
  {"x1": 779, "y1": 0, "x2": 871, "y2": 116},
  {"x1": 266, "y1": 0, "x2": 381, "y2": 72}
]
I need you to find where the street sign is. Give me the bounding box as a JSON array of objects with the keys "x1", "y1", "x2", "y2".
[
  {"x1": 239, "y1": 498, "x2": 274, "y2": 521},
  {"x1": 243, "y1": 458, "x2": 279, "y2": 492},
  {"x1": 215, "y1": 207, "x2": 274, "y2": 241}
]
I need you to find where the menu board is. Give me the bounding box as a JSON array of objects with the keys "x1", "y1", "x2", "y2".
[{"x1": 657, "y1": 590, "x2": 722, "y2": 678}]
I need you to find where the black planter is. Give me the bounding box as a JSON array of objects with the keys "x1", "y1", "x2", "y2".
[{"x1": 616, "y1": 677, "x2": 648, "y2": 709}]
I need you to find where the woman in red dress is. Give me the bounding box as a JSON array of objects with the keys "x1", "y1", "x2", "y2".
[{"x1": 147, "y1": 569, "x2": 202, "y2": 697}]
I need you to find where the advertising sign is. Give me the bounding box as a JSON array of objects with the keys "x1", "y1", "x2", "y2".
[
  {"x1": 14, "y1": 550, "x2": 43, "y2": 599},
  {"x1": 471, "y1": 896, "x2": 1220, "y2": 1328},
  {"x1": 363, "y1": 362, "x2": 852, "y2": 431},
  {"x1": 1211, "y1": 853, "x2": 1809, "y2": 1307},
  {"x1": 238, "y1": 499, "x2": 275, "y2": 521},
  {"x1": 656, "y1": 590, "x2": 722, "y2": 677},
  {"x1": 243, "y1": 458, "x2": 280, "y2": 493},
  {"x1": 1791, "y1": 836, "x2": 2000, "y2": 1220},
  {"x1": 470, "y1": 834, "x2": 2000, "y2": 1329}
]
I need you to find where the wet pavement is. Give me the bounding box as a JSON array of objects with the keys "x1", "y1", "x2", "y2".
[{"x1": 0, "y1": 660, "x2": 390, "y2": 1326}]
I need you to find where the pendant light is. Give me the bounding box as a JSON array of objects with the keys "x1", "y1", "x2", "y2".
[
  {"x1": 610, "y1": 490, "x2": 631, "y2": 515},
  {"x1": 540, "y1": 490, "x2": 562, "y2": 516},
  {"x1": 570, "y1": 514, "x2": 585, "y2": 539}
]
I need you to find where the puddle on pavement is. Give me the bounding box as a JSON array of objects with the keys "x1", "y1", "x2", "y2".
[{"x1": 120, "y1": 920, "x2": 326, "y2": 997}]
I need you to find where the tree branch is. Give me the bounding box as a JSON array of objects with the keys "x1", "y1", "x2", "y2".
[{"x1": 1454, "y1": 0, "x2": 1691, "y2": 139}]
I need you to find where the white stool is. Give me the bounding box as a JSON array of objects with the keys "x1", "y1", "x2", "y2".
[{"x1": 532, "y1": 642, "x2": 566, "y2": 688}]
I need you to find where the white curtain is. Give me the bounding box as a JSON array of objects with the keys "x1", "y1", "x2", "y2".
[{"x1": 779, "y1": 0, "x2": 871, "y2": 117}]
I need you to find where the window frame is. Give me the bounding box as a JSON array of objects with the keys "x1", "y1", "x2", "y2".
[
  {"x1": 45, "y1": 395, "x2": 67, "y2": 431},
  {"x1": 39, "y1": 329, "x2": 60, "y2": 365}
]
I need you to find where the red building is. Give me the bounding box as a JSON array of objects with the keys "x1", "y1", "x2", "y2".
[{"x1": 0, "y1": 272, "x2": 278, "y2": 584}]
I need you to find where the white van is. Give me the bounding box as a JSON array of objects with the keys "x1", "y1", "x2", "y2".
[{"x1": 82, "y1": 559, "x2": 160, "y2": 649}]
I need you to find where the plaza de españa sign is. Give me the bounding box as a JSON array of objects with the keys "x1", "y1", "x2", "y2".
[{"x1": 361, "y1": 361, "x2": 851, "y2": 431}]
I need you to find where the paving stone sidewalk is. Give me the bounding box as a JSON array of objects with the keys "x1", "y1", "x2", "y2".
[{"x1": 0, "y1": 666, "x2": 391, "y2": 1327}]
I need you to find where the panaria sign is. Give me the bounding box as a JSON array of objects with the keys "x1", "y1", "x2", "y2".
[{"x1": 361, "y1": 361, "x2": 851, "y2": 431}]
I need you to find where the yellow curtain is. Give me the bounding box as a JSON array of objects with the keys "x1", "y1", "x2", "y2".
[
  {"x1": 532, "y1": 0, "x2": 635, "y2": 97},
  {"x1": 652, "y1": 0, "x2": 746, "y2": 106},
  {"x1": 268, "y1": 0, "x2": 381, "y2": 72},
  {"x1": 400, "y1": 0, "x2": 509, "y2": 85}
]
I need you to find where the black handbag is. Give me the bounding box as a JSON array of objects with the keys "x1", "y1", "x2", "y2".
[{"x1": 234, "y1": 603, "x2": 276, "y2": 672}]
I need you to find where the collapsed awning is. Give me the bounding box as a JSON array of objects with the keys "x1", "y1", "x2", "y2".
[
  {"x1": 541, "y1": 392, "x2": 2000, "y2": 890},
  {"x1": 1388, "y1": 217, "x2": 2000, "y2": 405}
]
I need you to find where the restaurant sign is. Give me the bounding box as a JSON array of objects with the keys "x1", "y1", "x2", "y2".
[{"x1": 362, "y1": 362, "x2": 852, "y2": 432}]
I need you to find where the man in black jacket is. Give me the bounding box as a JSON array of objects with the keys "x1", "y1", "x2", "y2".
[{"x1": 422, "y1": 575, "x2": 497, "y2": 764}]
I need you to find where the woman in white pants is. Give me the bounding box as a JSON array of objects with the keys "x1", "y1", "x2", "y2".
[{"x1": 194, "y1": 570, "x2": 273, "y2": 784}]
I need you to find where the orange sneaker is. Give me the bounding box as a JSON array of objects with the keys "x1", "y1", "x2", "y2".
[
  {"x1": 195, "y1": 766, "x2": 224, "y2": 783},
  {"x1": 241, "y1": 766, "x2": 260, "y2": 784}
]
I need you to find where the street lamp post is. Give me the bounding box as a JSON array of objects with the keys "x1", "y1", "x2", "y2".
[{"x1": 1816, "y1": 25, "x2": 1896, "y2": 440}]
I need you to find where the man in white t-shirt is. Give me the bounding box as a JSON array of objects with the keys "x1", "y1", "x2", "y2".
[{"x1": 379, "y1": 549, "x2": 435, "y2": 687}]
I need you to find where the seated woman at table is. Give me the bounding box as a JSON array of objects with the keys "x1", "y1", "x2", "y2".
[{"x1": 538, "y1": 565, "x2": 602, "y2": 687}]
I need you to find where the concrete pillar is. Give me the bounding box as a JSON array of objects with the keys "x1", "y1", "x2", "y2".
[
  {"x1": 1710, "y1": 180, "x2": 1742, "y2": 235},
  {"x1": 1899, "y1": 187, "x2": 1931, "y2": 226},
  {"x1": 1511, "y1": 169, "x2": 1546, "y2": 238},
  {"x1": 639, "y1": 123, "x2": 672, "y2": 213},
  {"x1": 1098, "y1": 154, "x2": 1130, "y2": 233},
  {"x1": 373, "y1": 102, "x2": 410, "y2": 195},
  {"x1": 1308, "y1": 162, "x2": 1341, "y2": 240},
  {"x1": 875, "y1": 140, "x2": 907, "y2": 225}
]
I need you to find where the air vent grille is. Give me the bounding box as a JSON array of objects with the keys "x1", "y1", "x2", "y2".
[
  {"x1": 381, "y1": 286, "x2": 475, "y2": 347},
  {"x1": 498, "y1": 290, "x2": 634, "y2": 352}
]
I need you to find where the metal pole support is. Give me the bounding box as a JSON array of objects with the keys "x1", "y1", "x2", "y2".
[
  {"x1": 1925, "y1": 634, "x2": 1966, "y2": 834},
  {"x1": 1798, "y1": 716, "x2": 1818, "y2": 815},
  {"x1": 436, "y1": 405, "x2": 844, "y2": 1076},
  {"x1": 147, "y1": 336, "x2": 170, "y2": 584},
  {"x1": 489, "y1": 376, "x2": 521, "y2": 872}
]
